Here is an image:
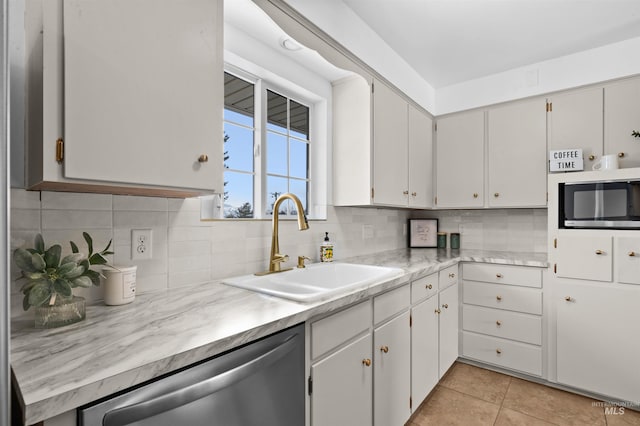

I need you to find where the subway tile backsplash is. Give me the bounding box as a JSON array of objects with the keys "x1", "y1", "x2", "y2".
[{"x1": 9, "y1": 189, "x2": 547, "y2": 312}]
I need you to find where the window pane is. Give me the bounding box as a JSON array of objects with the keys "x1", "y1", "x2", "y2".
[
  {"x1": 289, "y1": 179, "x2": 308, "y2": 215},
  {"x1": 266, "y1": 175, "x2": 289, "y2": 215},
  {"x1": 267, "y1": 90, "x2": 288, "y2": 132},
  {"x1": 224, "y1": 72, "x2": 254, "y2": 126},
  {"x1": 266, "y1": 131, "x2": 287, "y2": 175},
  {"x1": 224, "y1": 123, "x2": 254, "y2": 172},
  {"x1": 224, "y1": 171, "x2": 254, "y2": 218},
  {"x1": 290, "y1": 139, "x2": 308, "y2": 179},
  {"x1": 290, "y1": 100, "x2": 309, "y2": 140}
]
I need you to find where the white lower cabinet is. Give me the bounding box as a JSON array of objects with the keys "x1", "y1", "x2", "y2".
[
  {"x1": 556, "y1": 281, "x2": 640, "y2": 403},
  {"x1": 438, "y1": 283, "x2": 459, "y2": 378},
  {"x1": 461, "y1": 263, "x2": 543, "y2": 377},
  {"x1": 411, "y1": 295, "x2": 439, "y2": 408}
]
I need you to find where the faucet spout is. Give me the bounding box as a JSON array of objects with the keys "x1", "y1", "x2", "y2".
[{"x1": 255, "y1": 193, "x2": 309, "y2": 275}]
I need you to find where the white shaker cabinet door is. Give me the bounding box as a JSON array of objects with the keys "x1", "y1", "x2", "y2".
[
  {"x1": 547, "y1": 87, "x2": 603, "y2": 169},
  {"x1": 556, "y1": 281, "x2": 640, "y2": 403},
  {"x1": 604, "y1": 77, "x2": 640, "y2": 168},
  {"x1": 372, "y1": 79, "x2": 409, "y2": 206},
  {"x1": 555, "y1": 235, "x2": 612, "y2": 282},
  {"x1": 616, "y1": 237, "x2": 640, "y2": 285},
  {"x1": 63, "y1": 0, "x2": 223, "y2": 191},
  {"x1": 439, "y1": 283, "x2": 459, "y2": 378},
  {"x1": 411, "y1": 295, "x2": 439, "y2": 411},
  {"x1": 435, "y1": 111, "x2": 484, "y2": 208},
  {"x1": 408, "y1": 105, "x2": 433, "y2": 208},
  {"x1": 488, "y1": 98, "x2": 547, "y2": 207}
]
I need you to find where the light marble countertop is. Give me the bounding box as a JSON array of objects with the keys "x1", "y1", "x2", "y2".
[{"x1": 11, "y1": 248, "x2": 548, "y2": 424}]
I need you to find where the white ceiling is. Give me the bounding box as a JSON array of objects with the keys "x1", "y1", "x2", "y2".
[{"x1": 340, "y1": 0, "x2": 640, "y2": 88}]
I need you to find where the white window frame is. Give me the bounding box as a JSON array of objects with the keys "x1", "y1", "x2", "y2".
[{"x1": 217, "y1": 61, "x2": 327, "y2": 220}]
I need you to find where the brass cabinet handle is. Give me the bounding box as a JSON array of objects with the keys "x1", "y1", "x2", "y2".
[
  {"x1": 362, "y1": 358, "x2": 372, "y2": 367},
  {"x1": 629, "y1": 251, "x2": 636, "y2": 257},
  {"x1": 411, "y1": 192, "x2": 417, "y2": 197},
  {"x1": 496, "y1": 273, "x2": 503, "y2": 278},
  {"x1": 494, "y1": 193, "x2": 500, "y2": 198},
  {"x1": 403, "y1": 190, "x2": 409, "y2": 195},
  {"x1": 496, "y1": 320, "x2": 502, "y2": 326},
  {"x1": 449, "y1": 273, "x2": 455, "y2": 278},
  {"x1": 565, "y1": 296, "x2": 572, "y2": 302},
  {"x1": 380, "y1": 346, "x2": 389, "y2": 353},
  {"x1": 588, "y1": 154, "x2": 596, "y2": 161},
  {"x1": 426, "y1": 284, "x2": 433, "y2": 290},
  {"x1": 473, "y1": 193, "x2": 479, "y2": 198},
  {"x1": 496, "y1": 348, "x2": 502, "y2": 354},
  {"x1": 198, "y1": 154, "x2": 209, "y2": 163},
  {"x1": 496, "y1": 295, "x2": 502, "y2": 301},
  {"x1": 442, "y1": 303, "x2": 449, "y2": 309},
  {"x1": 595, "y1": 250, "x2": 604, "y2": 255},
  {"x1": 619, "y1": 152, "x2": 625, "y2": 158},
  {"x1": 435, "y1": 308, "x2": 441, "y2": 314}
]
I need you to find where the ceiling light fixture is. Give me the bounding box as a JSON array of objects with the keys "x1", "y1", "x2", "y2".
[{"x1": 280, "y1": 37, "x2": 303, "y2": 52}]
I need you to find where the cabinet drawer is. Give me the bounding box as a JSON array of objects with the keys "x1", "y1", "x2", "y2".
[
  {"x1": 462, "y1": 305, "x2": 541, "y2": 345},
  {"x1": 463, "y1": 263, "x2": 542, "y2": 288},
  {"x1": 462, "y1": 331, "x2": 542, "y2": 376},
  {"x1": 311, "y1": 300, "x2": 372, "y2": 359},
  {"x1": 374, "y1": 285, "x2": 410, "y2": 325},
  {"x1": 463, "y1": 282, "x2": 542, "y2": 315},
  {"x1": 411, "y1": 273, "x2": 438, "y2": 304},
  {"x1": 439, "y1": 265, "x2": 458, "y2": 290}
]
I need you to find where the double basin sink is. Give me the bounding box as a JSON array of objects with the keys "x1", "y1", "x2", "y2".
[{"x1": 223, "y1": 262, "x2": 405, "y2": 303}]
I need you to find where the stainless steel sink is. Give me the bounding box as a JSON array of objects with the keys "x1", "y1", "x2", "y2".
[{"x1": 222, "y1": 263, "x2": 405, "y2": 303}]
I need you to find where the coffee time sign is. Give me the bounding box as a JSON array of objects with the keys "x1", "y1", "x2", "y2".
[{"x1": 549, "y1": 149, "x2": 584, "y2": 172}]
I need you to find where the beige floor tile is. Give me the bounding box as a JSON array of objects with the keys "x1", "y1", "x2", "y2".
[
  {"x1": 439, "y1": 362, "x2": 512, "y2": 404},
  {"x1": 502, "y1": 378, "x2": 606, "y2": 426},
  {"x1": 495, "y1": 407, "x2": 558, "y2": 426},
  {"x1": 410, "y1": 385, "x2": 500, "y2": 426},
  {"x1": 605, "y1": 406, "x2": 640, "y2": 426}
]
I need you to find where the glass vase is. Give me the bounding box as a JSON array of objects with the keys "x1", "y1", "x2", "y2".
[{"x1": 34, "y1": 296, "x2": 86, "y2": 329}]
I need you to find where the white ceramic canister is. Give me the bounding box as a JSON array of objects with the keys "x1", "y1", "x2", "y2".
[{"x1": 102, "y1": 266, "x2": 137, "y2": 305}]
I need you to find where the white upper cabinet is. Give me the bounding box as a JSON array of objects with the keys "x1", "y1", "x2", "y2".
[
  {"x1": 435, "y1": 110, "x2": 484, "y2": 208},
  {"x1": 373, "y1": 80, "x2": 409, "y2": 206},
  {"x1": 604, "y1": 77, "x2": 640, "y2": 168},
  {"x1": 487, "y1": 98, "x2": 547, "y2": 207},
  {"x1": 408, "y1": 105, "x2": 434, "y2": 208},
  {"x1": 333, "y1": 76, "x2": 434, "y2": 208},
  {"x1": 547, "y1": 87, "x2": 603, "y2": 168},
  {"x1": 27, "y1": 0, "x2": 223, "y2": 196}
]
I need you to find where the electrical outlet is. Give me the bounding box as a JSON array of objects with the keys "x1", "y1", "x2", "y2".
[{"x1": 131, "y1": 229, "x2": 152, "y2": 260}]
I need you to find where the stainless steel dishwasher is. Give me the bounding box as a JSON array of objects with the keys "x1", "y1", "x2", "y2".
[{"x1": 79, "y1": 323, "x2": 304, "y2": 426}]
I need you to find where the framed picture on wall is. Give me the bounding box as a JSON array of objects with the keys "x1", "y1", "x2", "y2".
[{"x1": 408, "y1": 219, "x2": 438, "y2": 248}]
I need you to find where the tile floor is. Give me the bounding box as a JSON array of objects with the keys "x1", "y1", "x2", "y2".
[{"x1": 407, "y1": 362, "x2": 640, "y2": 426}]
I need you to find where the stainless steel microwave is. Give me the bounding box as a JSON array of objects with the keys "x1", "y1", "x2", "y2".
[{"x1": 560, "y1": 180, "x2": 640, "y2": 229}]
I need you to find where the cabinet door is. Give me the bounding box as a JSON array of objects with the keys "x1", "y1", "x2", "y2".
[
  {"x1": 311, "y1": 334, "x2": 373, "y2": 426},
  {"x1": 548, "y1": 88, "x2": 603, "y2": 169},
  {"x1": 555, "y1": 235, "x2": 612, "y2": 282},
  {"x1": 488, "y1": 98, "x2": 547, "y2": 207},
  {"x1": 436, "y1": 111, "x2": 484, "y2": 208},
  {"x1": 408, "y1": 105, "x2": 433, "y2": 208},
  {"x1": 374, "y1": 312, "x2": 411, "y2": 426},
  {"x1": 556, "y1": 282, "x2": 640, "y2": 403},
  {"x1": 373, "y1": 79, "x2": 408, "y2": 206},
  {"x1": 439, "y1": 283, "x2": 459, "y2": 378},
  {"x1": 411, "y1": 296, "x2": 439, "y2": 411},
  {"x1": 63, "y1": 0, "x2": 223, "y2": 191},
  {"x1": 616, "y1": 237, "x2": 640, "y2": 285},
  {"x1": 604, "y1": 78, "x2": 640, "y2": 168}
]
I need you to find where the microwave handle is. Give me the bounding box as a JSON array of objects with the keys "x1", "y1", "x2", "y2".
[{"x1": 102, "y1": 333, "x2": 299, "y2": 426}]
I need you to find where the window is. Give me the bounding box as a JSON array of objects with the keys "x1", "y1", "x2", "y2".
[{"x1": 221, "y1": 70, "x2": 315, "y2": 219}]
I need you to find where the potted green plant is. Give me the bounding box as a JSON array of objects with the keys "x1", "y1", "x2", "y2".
[{"x1": 13, "y1": 232, "x2": 113, "y2": 328}]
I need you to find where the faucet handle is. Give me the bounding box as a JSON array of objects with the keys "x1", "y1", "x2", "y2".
[
  {"x1": 272, "y1": 253, "x2": 289, "y2": 265},
  {"x1": 297, "y1": 256, "x2": 311, "y2": 268}
]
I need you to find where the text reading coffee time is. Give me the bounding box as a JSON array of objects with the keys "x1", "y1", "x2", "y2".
[{"x1": 549, "y1": 149, "x2": 584, "y2": 172}]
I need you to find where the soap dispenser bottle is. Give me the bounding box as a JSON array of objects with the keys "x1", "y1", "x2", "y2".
[{"x1": 320, "y1": 232, "x2": 334, "y2": 262}]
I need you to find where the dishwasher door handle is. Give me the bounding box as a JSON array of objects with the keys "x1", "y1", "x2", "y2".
[{"x1": 103, "y1": 333, "x2": 300, "y2": 426}]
